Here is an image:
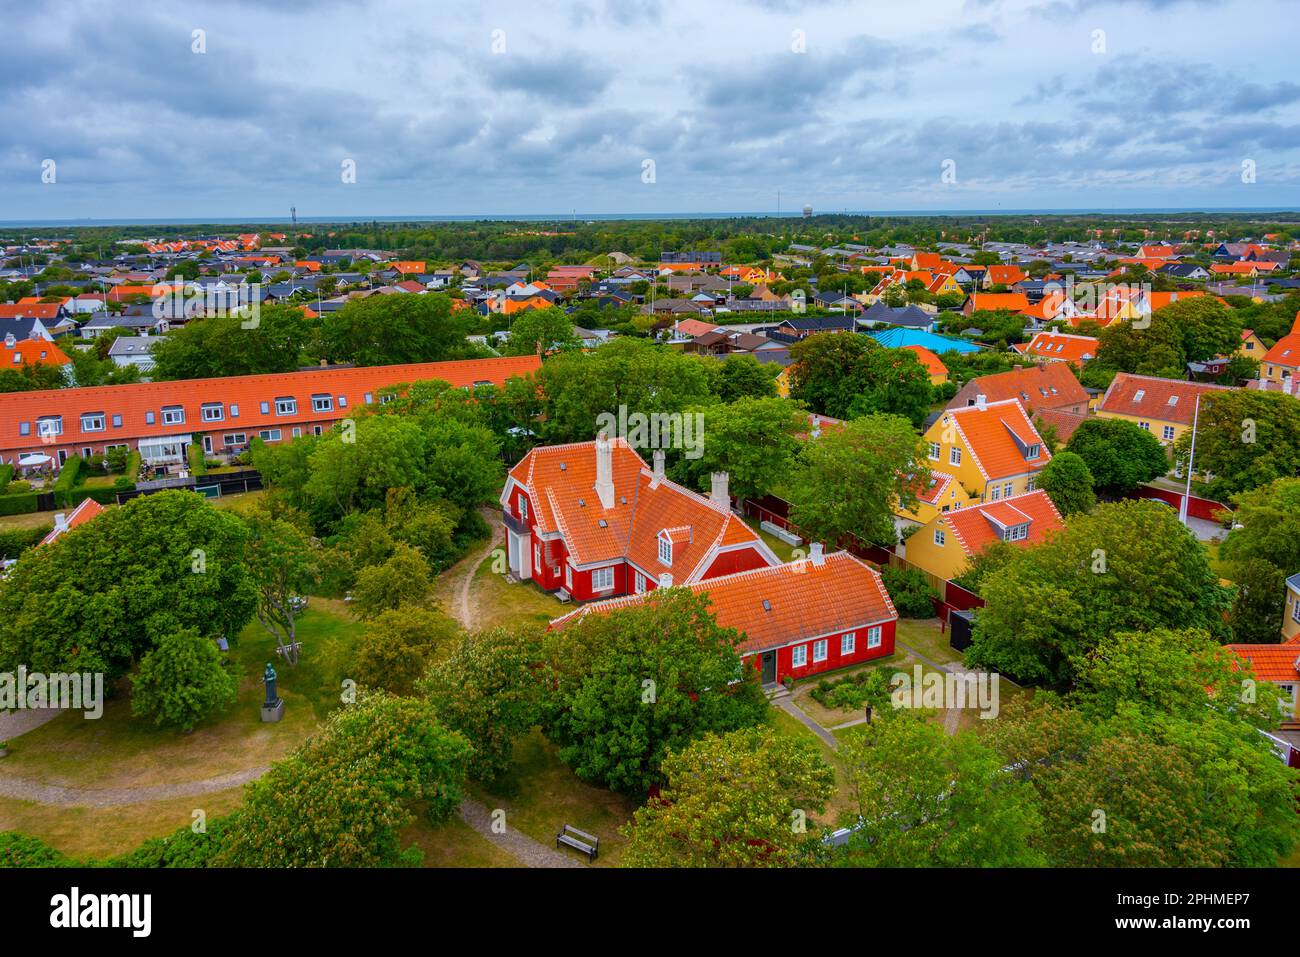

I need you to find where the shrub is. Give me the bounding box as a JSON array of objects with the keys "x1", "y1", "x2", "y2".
[
  {"x1": 52, "y1": 457, "x2": 85, "y2": 507},
  {"x1": 105, "y1": 445, "x2": 130, "y2": 473},
  {"x1": 880, "y1": 564, "x2": 938, "y2": 618},
  {"x1": 0, "y1": 831, "x2": 76, "y2": 867},
  {"x1": 187, "y1": 442, "x2": 206, "y2": 476},
  {"x1": 0, "y1": 525, "x2": 53, "y2": 560},
  {"x1": 0, "y1": 493, "x2": 38, "y2": 516},
  {"x1": 5, "y1": 479, "x2": 31, "y2": 494},
  {"x1": 0, "y1": 463, "x2": 12, "y2": 492}
]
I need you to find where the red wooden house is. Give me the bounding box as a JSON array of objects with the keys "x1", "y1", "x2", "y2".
[{"x1": 551, "y1": 546, "x2": 899, "y2": 686}]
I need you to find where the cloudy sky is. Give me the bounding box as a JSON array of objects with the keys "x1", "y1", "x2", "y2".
[{"x1": 3, "y1": 0, "x2": 1299, "y2": 221}]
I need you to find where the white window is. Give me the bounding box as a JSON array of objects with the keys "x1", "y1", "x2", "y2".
[
  {"x1": 841, "y1": 632, "x2": 855, "y2": 655},
  {"x1": 145, "y1": 411, "x2": 155, "y2": 425},
  {"x1": 1004, "y1": 523, "x2": 1029, "y2": 542},
  {"x1": 338, "y1": 396, "x2": 348, "y2": 408},
  {"x1": 1025, "y1": 444, "x2": 1040, "y2": 459},
  {"x1": 658, "y1": 536, "x2": 672, "y2": 565},
  {"x1": 275, "y1": 397, "x2": 297, "y2": 416},
  {"x1": 949, "y1": 447, "x2": 962, "y2": 466},
  {"x1": 80, "y1": 413, "x2": 105, "y2": 432},
  {"x1": 364, "y1": 392, "x2": 373, "y2": 404},
  {"x1": 518, "y1": 497, "x2": 528, "y2": 521},
  {"x1": 1138, "y1": 421, "x2": 1150, "y2": 431},
  {"x1": 791, "y1": 645, "x2": 807, "y2": 668},
  {"x1": 292, "y1": 427, "x2": 302, "y2": 438},
  {"x1": 933, "y1": 529, "x2": 945, "y2": 546},
  {"x1": 162, "y1": 406, "x2": 185, "y2": 425},
  {"x1": 1292, "y1": 597, "x2": 1300, "y2": 624},
  {"x1": 1027, "y1": 474, "x2": 1037, "y2": 491},
  {"x1": 259, "y1": 428, "x2": 281, "y2": 441},
  {"x1": 927, "y1": 441, "x2": 940, "y2": 460},
  {"x1": 37, "y1": 416, "x2": 62, "y2": 438},
  {"x1": 1162, "y1": 425, "x2": 1175, "y2": 441},
  {"x1": 534, "y1": 545, "x2": 541, "y2": 572},
  {"x1": 223, "y1": 433, "x2": 247, "y2": 446},
  {"x1": 230, "y1": 404, "x2": 239, "y2": 418},
  {"x1": 565, "y1": 564, "x2": 572, "y2": 588},
  {"x1": 311, "y1": 394, "x2": 333, "y2": 413},
  {"x1": 812, "y1": 639, "x2": 827, "y2": 662},
  {"x1": 260, "y1": 401, "x2": 270, "y2": 414},
  {"x1": 201, "y1": 403, "x2": 224, "y2": 422},
  {"x1": 867, "y1": 626, "x2": 882, "y2": 649},
  {"x1": 635, "y1": 571, "x2": 646, "y2": 594},
  {"x1": 592, "y1": 566, "x2": 614, "y2": 591},
  {"x1": 1003, "y1": 482, "x2": 1013, "y2": 498},
  {"x1": 990, "y1": 485, "x2": 1001, "y2": 500}
]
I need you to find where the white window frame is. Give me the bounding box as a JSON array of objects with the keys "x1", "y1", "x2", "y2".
[
  {"x1": 927, "y1": 441, "x2": 940, "y2": 460},
  {"x1": 565, "y1": 564, "x2": 573, "y2": 589},
  {"x1": 1162, "y1": 425, "x2": 1175, "y2": 441},
  {"x1": 275, "y1": 397, "x2": 297, "y2": 416},
  {"x1": 791, "y1": 645, "x2": 807, "y2": 668},
  {"x1": 591, "y1": 565, "x2": 614, "y2": 592},
  {"x1": 518, "y1": 497, "x2": 528, "y2": 521},
  {"x1": 867, "y1": 626, "x2": 882, "y2": 649},
  {"x1": 658, "y1": 536, "x2": 672, "y2": 566},
  {"x1": 311, "y1": 394, "x2": 333, "y2": 413},
  {"x1": 949, "y1": 447, "x2": 962, "y2": 466},
  {"x1": 990, "y1": 485, "x2": 1001, "y2": 501},
  {"x1": 1292, "y1": 597, "x2": 1300, "y2": 624},
  {"x1": 259, "y1": 428, "x2": 282, "y2": 441},
  {"x1": 1003, "y1": 481, "x2": 1013, "y2": 498},
  {"x1": 223, "y1": 433, "x2": 247, "y2": 446},
  {"x1": 161, "y1": 406, "x2": 185, "y2": 426},
  {"x1": 933, "y1": 529, "x2": 945, "y2": 546},
  {"x1": 812, "y1": 639, "x2": 827, "y2": 663},
  {"x1": 37, "y1": 416, "x2": 63, "y2": 438},
  {"x1": 80, "y1": 413, "x2": 105, "y2": 433},
  {"x1": 635, "y1": 571, "x2": 646, "y2": 594},
  {"x1": 201, "y1": 403, "x2": 224, "y2": 422},
  {"x1": 841, "y1": 632, "x2": 855, "y2": 655}
]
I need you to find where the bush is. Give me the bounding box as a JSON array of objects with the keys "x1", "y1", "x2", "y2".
[
  {"x1": 105, "y1": 445, "x2": 130, "y2": 474},
  {"x1": 0, "y1": 525, "x2": 53, "y2": 560},
  {"x1": 0, "y1": 493, "x2": 38, "y2": 516},
  {"x1": 107, "y1": 818, "x2": 231, "y2": 868},
  {"x1": 0, "y1": 831, "x2": 76, "y2": 867},
  {"x1": 881, "y1": 564, "x2": 938, "y2": 618},
  {"x1": 126, "y1": 450, "x2": 142, "y2": 480},
  {"x1": 52, "y1": 456, "x2": 84, "y2": 507},
  {"x1": 130, "y1": 627, "x2": 239, "y2": 731},
  {"x1": 809, "y1": 666, "x2": 902, "y2": 711},
  {"x1": 4, "y1": 479, "x2": 31, "y2": 494},
  {"x1": 0, "y1": 463, "x2": 12, "y2": 492}
]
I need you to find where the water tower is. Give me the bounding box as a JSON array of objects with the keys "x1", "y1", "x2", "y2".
[{"x1": 802, "y1": 203, "x2": 813, "y2": 218}]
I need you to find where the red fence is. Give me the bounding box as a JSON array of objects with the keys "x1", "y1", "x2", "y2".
[{"x1": 1125, "y1": 485, "x2": 1232, "y2": 523}]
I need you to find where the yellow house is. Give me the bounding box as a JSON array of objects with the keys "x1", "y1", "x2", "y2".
[
  {"x1": 1237, "y1": 328, "x2": 1268, "y2": 361},
  {"x1": 920, "y1": 397, "x2": 1051, "y2": 503},
  {"x1": 1285, "y1": 575, "x2": 1300, "y2": 642},
  {"x1": 1260, "y1": 313, "x2": 1300, "y2": 387},
  {"x1": 1095, "y1": 372, "x2": 1235, "y2": 447},
  {"x1": 926, "y1": 273, "x2": 963, "y2": 298},
  {"x1": 895, "y1": 470, "x2": 964, "y2": 526},
  {"x1": 902, "y1": 490, "x2": 1065, "y2": 582},
  {"x1": 775, "y1": 366, "x2": 792, "y2": 398}
]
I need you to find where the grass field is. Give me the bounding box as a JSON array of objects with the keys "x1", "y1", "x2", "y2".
[{"x1": 469, "y1": 555, "x2": 568, "y2": 632}]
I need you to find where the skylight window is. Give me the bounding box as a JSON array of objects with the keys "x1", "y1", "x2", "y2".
[{"x1": 1133, "y1": 389, "x2": 1145, "y2": 402}]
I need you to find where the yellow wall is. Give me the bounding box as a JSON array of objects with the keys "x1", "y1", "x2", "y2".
[
  {"x1": 903, "y1": 517, "x2": 970, "y2": 581},
  {"x1": 920, "y1": 413, "x2": 1046, "y2": 502},
  {"x1": 895, "y1": 478, "x2": 966, "y2": 525},
  {"x1": 1095, "y1": 410, "x2": 1186, "y2": 448},
  {"x1": 1284, "y1": 584, "x2": 1300, "y2": 642},
  {"x1": 1261, "y1": 356, "x2": 1299, "y2": 385},
  {"x1": 1238, "y1": 332, "x2": 1267, "y2": 360}
]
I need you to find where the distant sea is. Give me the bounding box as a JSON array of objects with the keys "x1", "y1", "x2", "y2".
[{"x1": 2, "y1": 207, "x2": 1298, "y2": 228}]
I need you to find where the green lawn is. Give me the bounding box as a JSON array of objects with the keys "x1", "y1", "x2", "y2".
[
  {"x1": 893, "y1": 617, "x2": 963, "y2": 665},
  {"x1": 743, "y1": 516, "x2": 800, "y2": 562},
  {"x1": 473, "y1": 728, "x2": 640, "y2": 867},
  {"x1": 469, "y1": 555, "x2": 568, "y2": 632},
  {"x1": 401, "y1": 809, "x2": 520, "y2": 868}
]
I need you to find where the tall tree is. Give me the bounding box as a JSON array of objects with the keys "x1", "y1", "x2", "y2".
[
  {"x1": 1171, "y1": 389, "x2": 1300, "y2": 499},
  {"x1": 1065, "y1": 417, "x2": 1169, "y2": 494},
  {"x1": 316, "y1": 293, "x2": 474, "y2": 366}
]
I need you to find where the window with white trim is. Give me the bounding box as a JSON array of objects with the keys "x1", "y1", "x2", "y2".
[
  {"x1": 927, "y1": 441, "x2": 940, "y2": 460},
  {"x1": 812, "y1": 639, "x2": 827, "y2": 663},
  {"x1": 80, "y1": 413, "x2": 105, "y2": 433},
  {"x1": 230, "y1": 404, "x2": 239, "y2": 418},
  {"x1": 311, "y1": 394, "x2": 333, "y2": 413},
  {"x1": 259, "y1": 428, "x2": 282, "y2": 441},
  {"x1": 1025, "y1": 443, "x2": 1040, "y2": 460},
  {"x1": 841, "y1": 632, "x2": 855, "y2": 655},
  {"x1": 338, "y1": 395, "x2": 347, "y2": 408},
  {"x1": 201, "y1": 403, "x2": 224, "y2": 422},
  {"x1": 990, "y1": 485, "x2": 1001, "y2": 501},
  {"x1": 518, "y1": 497, "x2": 528, "y2": 521},
  {"x1": 1138, "y1": 421, "x2": 1149, "y2": 431},
  {"x1": 635, "y1": 571, "x2": 646, "y2": 594},
  {"x1": 1026, "y1": 474, "x2": 1037, "y2": 491},
  {"x1": 592, "y1": 566, "x2": 614, "y2": 592},
  {"x1": 949, "y1": 447, "x2": 962, "y2": 466},
  {"x1": 162, "y1": 406, "x2": 184, "y2": 425},
  {"x1": 260, "y1": 401, "x2": 270, "y2": 414},
  {"x1": 867, "y1": 625, "x2": 882, "y2": 649},
  {"x1": 1292, "y1": 596, "x2": 1300, "y2": 624},
  {"x1": 565, "y1": 564, "x2": 572, "y2": 588},
  {"x1": 275, "y1": 397, "x2": 297, "y2": 416},
  {"x1": 658, "y1": 536, "x2": 672, "y2": 565},
  {"x1": 791, "y1": 645, "x2": 807, "y2": 668},
  {"x1": 933, "y1": 529, "x2": 945, "y2": 546},
  {"x1": 223, "y1": 433, "x2": 247, "y2": 446},
  {"x1": 1162, "y1": 425, "x2": 1175, "y2": 441},
  {"x1": 145, "y1": 411, "x2": 155, "y2": 425},
  {"x1": 37, "y1": 416, "x2": 62, "y2": 438},
  {"x1": 1003, "y1": 481, "x2": 1013, "y2": 498}
]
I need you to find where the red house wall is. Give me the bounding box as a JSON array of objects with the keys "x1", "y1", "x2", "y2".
[
  {"x1": 746, "y1": 619, "x2": 897, "y2": 683},
  {"x1": 700, "y1": 546, "x2": 771, "y2": 580},
  {"x1": 564, "y1": 560, "x2": 628, "y2": 602}
]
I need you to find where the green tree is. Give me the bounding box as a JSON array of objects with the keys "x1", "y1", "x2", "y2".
[
  {"x1": 502, "y1": 306, "x2": 580, "y2": 355},
  {"x1": 620, "y1": 725, "x2": 835, "y2": 867},
  {"x1": 244, "y1": 510, "x2": 317, "y2": 666},
  {"x1": 672, "y1": 397, "x2": 804, "y2": 501},
  {"x1": 217, "y1": 693, "x2": 472, "y2": 867},
  {"x1": 788, "y1": 333, "x2": 932, "y2": 426},
  {"x1": 787, "y1": 414, "x2": 927, "y2": 546},
  {"x1": 350, "y1": 544, "x2": 432, "y2": 619},
  {"x1": 150, "y1": 304, "x2": 309, "y2": 380},
  {"x1": 837, "y1": 715, "x2": 1044, "y2": 867},
  {"x1": 1037, "y1": 450, "x2": 1096, "y2": 516},
  {"x1": 419, "y1": 626, "x2": 544, "y2": 781},
  {"x1": 316, "y1": 293, "x2": 474, "y2": 366},
  {"x1": 1065, "y1": 417, "x2": 1169, "y2": 494},
  {"x1": 967, "y1": 500, "x2": 1232, "y2": 685},
  {"x1": 539, "y1": 589, "x2": 768, "y2": 794},
  {"x1": 709, "y1": 354, "x2": 780, "y2": 402},
  {"x1": 352, "y1": 604, "x2": 459, "y2": 696},
  {"x1": 130, "y1": 627, "x2": 238, "y2": 732},
  {"x1": 1171, "y1": 389, "x2": 1300, "y2": 499}
]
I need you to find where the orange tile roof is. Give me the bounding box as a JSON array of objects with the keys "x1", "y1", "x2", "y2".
[
  {"x1": 943, "y1": 399, "x2": 1051, "y2": 480},
  {"x1": 959, "y1": 363, "x2": 1089, "y2": 412},
  {"x1": 940, "y1": 490, "x2": 1063, "y2": 557},
  {"x1": 2, "y1": 337, "x2": 70, "y2": 367},
  {"x1": 551, "y1": 551, "x2": 897, "y2": 655},
  {"x1": 0, "y1": 355, "x2": 540, "y2": 455},
  {"x1": 1018, "y1": 331, "x2": 1098, "y2": 366},
  {"x1": 914, "y1": 469, "x2": 956, "y2": 506},
  {"x1": 986, "y1": 265, "x2": 1027, "y2": 285},
  {"x1": 39, "y1": 498, "x2": 105, "y2": 547},
  {"x1": 505, "y1": 438, "x2": 773, "y2": 577},
  {"x1": 1033, "y1": 408, "x2": 1088, "y2": 444},
  {"x1": 1224, "y1": 643, "x2": 1300, "y2": 683},
  {"x1": 0, "y1": 303, "x2": 63, "y2": 320},
  {"x1": 901, "y1": 344, "x2": 947, "y2": 377},
  {"x1": 389, "y1": 261, "x2": 427, "y2": 274},
  {"x1": 673, "y1": 318, "x2": 722, "y2": 338},
  {"x1": 969, "y1": 292, "x2": 1030, "y2": 313},
  {"x1": 1097, "y1": 373, "x2": 1234, "y2": 426},
  {"x1": 1262, "y1": 313, "x2": 1300, "y2": 368}
]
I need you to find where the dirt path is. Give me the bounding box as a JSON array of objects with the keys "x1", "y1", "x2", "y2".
[
  {"x1": 443, "y1": 507, "x2": 504, "y2": 630},
  {"x1": 0, "y1": 765, "x2": 267, "y2": 808},
  {"x1": 458, "y1": 798, "x2": 585, "y2": 868}
]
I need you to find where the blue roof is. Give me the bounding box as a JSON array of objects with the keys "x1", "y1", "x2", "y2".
[
  {"x1": 867, "y1": 328, "x2": 982, "y2": 354},
  {"x1": 1287, "y1": 573, "x2": 1300, "y2": 593}
]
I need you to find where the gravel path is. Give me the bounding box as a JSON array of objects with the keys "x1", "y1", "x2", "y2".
[
  {"x1": 458, "y1": 798, "x2": 585, "y2": 868},
  {"x1": 0, "y1": 765, "x2": 268, "y2": 808},
  {"x1": 774, "y1": 697, "x2": 840, "y2": 751},
  {"x1": 448, "y1": 508, "x2": 505, "y2": 630},
  {"x1": 0, "y1": 707, "x2": 67, "y2": 741}
]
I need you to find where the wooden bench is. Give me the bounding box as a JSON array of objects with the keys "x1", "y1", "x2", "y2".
[{"x1": 555, "y1": 823, "x2": 599, "y2": 862}]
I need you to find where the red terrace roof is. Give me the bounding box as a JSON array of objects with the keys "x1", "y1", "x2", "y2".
[
  {"x1": 940, "y1": 490, "x2": 1063, "y2": 557},
  {"x1": 0, "y1": 355, "x2": 540, "y2": 455},
  {"x1": 1224, "y1": 641, "x2": 1300, "y2": 683},
  {"x1": 550, "y1": 551, "x2": 897, "y2": 655},
  {"x1": 3, "y1": 337, "x2": 70, "y2": 367},
  {"x1": 0, "y1": 303, "x2": 63, "y2": 320},
  {"x1": 504, "y1": 438, "x2": 774, "y2": 575},
  {"x1": 39, "y1": 497, "x2": 105, "y2": 547},
  {"x1": 1097, "y1": 372, "x2": 1234, "y2": 426}
]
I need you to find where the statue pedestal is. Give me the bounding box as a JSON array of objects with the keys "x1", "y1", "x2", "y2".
[{"x1": 261, "y1": 698, "x2": 284, "y2": 723}]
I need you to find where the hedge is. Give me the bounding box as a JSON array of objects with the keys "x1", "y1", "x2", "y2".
[
  {"x1": 0, "y1": 492, "x2": 38, "y2": 516},
  {"x1": 187, "y1": 442, "x2": 206, "y2": 476},
  {"x1": 0, "y1": 462, "x2": 13, "y2": 492},
  {"x1": 52, "y1": 456, "x2": 85, "y2": 508},
  {"x1": 0, "y1": 524, "x2": 53, "y2": 560},
  {"x1": 126, "y1": 450, "x2": 142, "y2": 479}
]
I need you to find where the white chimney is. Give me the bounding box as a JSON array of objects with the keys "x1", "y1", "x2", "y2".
[
  {"x1": 593, "y1": 431, "x2": 615, "y2": 510},
  {"x1": 658, "y1": 572, "x2": 673, "y2": 589},
  {"x1": 651, "y1": 449, "x2": 665, "y2": 485},
  {"x1": 975, "y1": 393, "x2": 987, "y2": 410},
  {"x1": 809, "y1": 542, "x2": 824, "y2": 566},
  {"x1": 710, "y1": 471, "x2": 730, "y2": 508},
  {"x1": 810, "y1": 415, "x2": 821, "y2": 439},
  {"x1": 53, "y1": 512, "x2": 68, "y2": 532}
]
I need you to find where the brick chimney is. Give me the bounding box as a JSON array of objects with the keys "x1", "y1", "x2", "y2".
[
  {"x1": 710, "y1": 471, "x2": 730, "y2": 509},
  {"x1": 651, "y1": 449, "x2": 665, "y2": 486},
  {"x1": 594, "y1": 431, "x2": 615, "y2": 509}
]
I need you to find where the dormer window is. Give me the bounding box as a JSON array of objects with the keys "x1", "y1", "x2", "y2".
[
  {"x1": 1003, "y1": 523, "x2": 1030, "y2": 542},
  {"x1": 1025, "y1": 443, "x2": 1041, "y2": 460},
  {"x1": 658, "y1": 534, "x2": 672, "y2": 566}
]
